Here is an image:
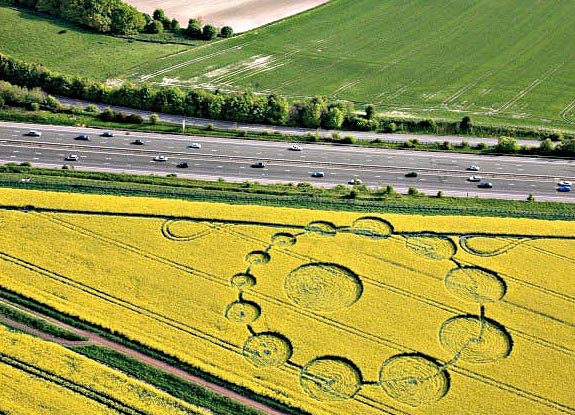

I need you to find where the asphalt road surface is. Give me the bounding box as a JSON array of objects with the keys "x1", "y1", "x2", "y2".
[{"x1": 1, "y1": 122, "x2": 574, "y2": 202}]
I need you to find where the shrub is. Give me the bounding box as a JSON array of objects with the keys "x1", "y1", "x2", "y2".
[
  {"x1": 126, "y1": 113, "x2": 143, "y2": 124},
  {"x1": 408, "y1": 187, "x2": 419, "y2": 196},
  {"x1": 149, "y1": 113, "x2": 159, "y2": 125}
]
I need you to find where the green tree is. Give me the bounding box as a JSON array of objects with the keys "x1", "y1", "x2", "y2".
[
  {"x1": 323, "y1": 107, "x2": 344, "y2": 129},
  {"x1": 301, "y1": 96, "x2": 327, "y2": 128},
  {"x1": 265, "y1": 94, "x2": 289, "y2": 125},
  {"x1": 220, "y1": 26, "x2": 233, "y2": 38},
  {"x1": 494, "y1": 136, "x2": 519, "y2": 153},
  {"x1": 365, "y1": 104, "x2": 375, "y2": 120},
  {"x1": 145, "y1": 19, "x2": 164, "y2": 34},
  {"x1": 184, "y1": 18, "x2": 202, "y2": 38},
  {"x1": 459, "y1": 115, "x2": 472, "y2": 132},
  {"x1": 538, "y1": 138, "x2": 554, "y2": 154},
  {"x1": 110, "y1": 3, "x2": 145, "y2": 34},
  {"x1": 202, "y1": 24, "x2": 218, "y2": 40}
]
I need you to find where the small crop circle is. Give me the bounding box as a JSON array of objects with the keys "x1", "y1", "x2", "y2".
[
  {"x1": 271, "y1": 232, "x2": 297, "y2": 246},
  {"x1": 349, "y1": 217, "x2": 393, "y2": 238},
  {"x1": 305, "y1": 221, "x2": 337, "y2": 236},
  {"x1": 224, "y1": 301, "x2": 261, "y2": 323},
  {"x1": 439, "y1": 316, "x2": 512, "y2": 363},
  {"x1": 404, "y1": 234, "x2": 456, "y2": 260},
  {"x1": 300, "y1": 357, "x2": 362, "y2": 401},
  {"x1": 245, "y1": 250, "x2": 271, "y2": 265},
  {"x1": 284, "y1": 263, "x2": 363, "y2": 313},
  {"x1": 445, "y1": 267, "x2": 506, "y2": 303},
  {"x1": 242, "y1": 333, "x2": 292, "y2": 367},
  {"x1": 230, "y1": 273, "x2": 256, "y2": 289},
  {"x1": 379, "y1": 354, "x2": 450, "y2": 407}
]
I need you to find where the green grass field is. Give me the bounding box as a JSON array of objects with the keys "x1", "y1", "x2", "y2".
[
  {"x1": 2, "y1": 1, "x2": 575, "y2": 131},
  {"x1": 0, "y1": 6, "x2": 189, "y2": 81},
  {"x1": 128, "y1": 0, "x2": 575, "y2": 130}
]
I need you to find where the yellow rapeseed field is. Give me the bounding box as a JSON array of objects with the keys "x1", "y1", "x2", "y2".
[
  {"x1": 0, "y1": 188, "x2": 574, "y2": 415},
  {"x1": 0, "y1": 326, "x2": 209, "y2": 415}
]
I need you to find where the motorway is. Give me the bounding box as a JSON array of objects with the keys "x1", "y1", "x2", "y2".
[{"x1": 1, "y1": 121, "x2": 574, "y2": 202}]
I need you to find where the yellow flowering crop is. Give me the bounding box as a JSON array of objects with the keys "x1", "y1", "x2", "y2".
[
  {"x1": 0, "y1": 327, "x2": 210, "y2": 415},
  {"x1": 0, "y1": 188, "x2": 574, "y2": 415}
]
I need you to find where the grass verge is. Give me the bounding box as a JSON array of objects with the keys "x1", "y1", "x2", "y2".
[
  {"x1": 76, "y1": 346, "x2": 266, "y2": 415},
  {"x1": 0, "y1": 301, "x2": 87, "y2": 341}
]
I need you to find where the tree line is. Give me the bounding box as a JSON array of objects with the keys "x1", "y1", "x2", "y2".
[
  {"x1": 10, "y1": 0, "x2": 233, "y2": 38},
  {"x1": 1, "y1": 52, "x2": 573, "y2": 145}
]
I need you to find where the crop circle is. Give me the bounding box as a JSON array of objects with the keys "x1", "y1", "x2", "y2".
[
  {"x1": 245, "y1": 250, "x2": 271, "y2": 265},
  {"x1": 305, "y1": 221, "x2": 337, "y2": 236},
  {"x1": 230, "y1": 272, "x2": 257, "y2": 289},
  {"x1": 404, "y1": 234, "x2": 456, "y2": 260},
  {"x1": 284, "y1": 263, "x2": 363, "y2": 312},
  {"x1": 445, "y1": 267, "x2": 506, "y2": 303},
  {"x1": 224, "y1": 301, "x2": 261, "y2": 323},
  {"x1": 349, "y1": 216, "x2": 393, "y2": 238},
  {"x1": 439, "y1": 316, "x2": 512, "y2": 363},
  {"x1": 242, "y1": 333, "x2": 292, "y2": 367},
  {"x1": 300, "y1": 357, "x2": 362, "y2": 401},
  {"x1": 271, "y1": 232, "x2": 297, "y2": 246},
  {"x1": 379, "y1": 354, "x2": 450, "y2": 406}
]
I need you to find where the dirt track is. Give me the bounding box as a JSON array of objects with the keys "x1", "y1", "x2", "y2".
[
  {"x1": 0, "y1": 300, "x2": 290, "y2": 415},
  {"x1": 123, "y1": 0, "x2": 329, "y2": 33}
]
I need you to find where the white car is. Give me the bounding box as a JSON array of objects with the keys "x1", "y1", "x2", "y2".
[
  {"x1": 65, "y1": 154, "x2": 78, "y2": 161},
  {"x1": 348, "y1": 177, "x2": 363, "y2": 185},
  {"x1": 468, "y1": 175, "x2": 482, "y2": 182},
  {"x1": 558, "y1": 180, "x2": 572, "y2": 187},
  {"x1": 189, "y1": 143, "x2": 202, "y2": 149},
  {"x1": 26, "y1": 130, "x2": 42, "y2": 137},
  {"x1": 290, "y1": 144, "x2": 303, "y2": 151},
  {"x1": 153, "y1": 155, "x2": 168, "y2": 162},
  {"x1": 467, "y1": 165, "x2": 480, "y2": 171}
]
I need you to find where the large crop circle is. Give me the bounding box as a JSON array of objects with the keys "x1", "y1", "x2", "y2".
[
  {"x1": 445, "y1": 267, "x2": 506, "y2": 303},
  {"x1": 379, "y1": 354, "x2": 449, "y2": 406},
  {"x1": 284, "y1": 263, "x2": 363, "y2": 313},
  {"x1": 300, "y1": 357, "x2": 362, "y2": 401},
  {"x1": 439, "y1": 316, "x2": 512, "y2": 363},
  {"x1": 242, "y1": 333, "x2": 292, "y2": 367},
  {"x1": 349, "y1": 217, "x2": 393, "y2": 238}
]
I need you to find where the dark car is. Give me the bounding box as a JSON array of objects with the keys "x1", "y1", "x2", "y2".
[
  {"x1": 101, "y1": 131, "x2": 114, "y2": 137},
  {"x1": 177, "y1": 162, "x2": 189, "y2": 168},
  {"x1": 477, "y1": 182, "x2": 493, "y2": 189},
  {"x1": 131, "y1": 139, "x2": 145, "y2": 145},
  {"x1": 311, "y1": 171, "x2": 325, "y2": 178},
  {"x1": 405, "y1": 171, "x2": 418, "y2": 178},
  {"x1": 75, "y1": 134, "x2": 90, "y2": 141},
  {"x1": 25, "y1": 130, "x2": 42, "y2": 137},
  {"x1": 251, "y1": 162, "x2": 266, "y2": 168}
]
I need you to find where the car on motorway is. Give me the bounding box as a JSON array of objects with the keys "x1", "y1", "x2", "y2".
[
  {"x1": 289, "y1": 144, "x2": 303, "y2": 151},
  {"x1": 348, "y1": 177, "x2": 363, "y2": 185},
  {"x1": 311, "y1": 171, "x2": 325, "y2": 178},
  {"x1": 557, "y1": 180, "x2": 572, "y2": 187},
  {"x1": 75, "y1": 134, "x2": 90, "y2": 141},
  {"x1": 557, "y1": 184, "x2": 572, "y2": 192},
  {"x1": 467, "y1": 165, "x2": 480, "y2": 171},
  {"x1": 468, "y1": 175, "x2": 482, "y2": 182},
  {"x1": 100, "y1": 131, "x2": 114, "y2": 137},
  {"x1": 251, "y1": 161, "x2": 266, "y2": 168},
  {"x1": 177, "y1": 162, "x2": 189, "y2": 168},
  {"x1": 153, "y1": 155, "x2": 168, "y2": 162},
  {"x1": 131, "y1": 139, "x2": 145, "y2": 145},
  {"x1": 65, "y1": 154, "x2": 78, "y2": 161},
  {"x1": 405, "y1": 171, "x2": 418, "y2": 178},
  {"x1": 477, "y1": 182, "x2": 493, "y2": 189},
  {"x1": 25, "y1": 130, "x2": 42, "y2": 137},
  {"x1": 188, "y1": 142, "x2": 202, "y2": 149}
]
